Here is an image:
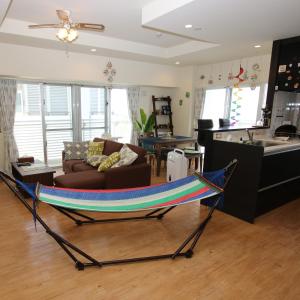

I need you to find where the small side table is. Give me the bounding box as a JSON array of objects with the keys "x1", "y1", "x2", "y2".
[{"x1": 11, "y1": 162, "x2": 55, "y2": 186}]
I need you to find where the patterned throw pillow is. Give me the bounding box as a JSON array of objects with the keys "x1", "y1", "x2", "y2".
[
  {"x1": 87, "y1": 141, "x2": 104, "y2": 158},
  {"x1": 64, "y1": 141, "x2": 89, "y2": 160},
  {"x1": 98, "y1": 152, "x2": 120, "y2": 172},
  {"x1": 112, "y1": 144, "x2": 138, "y2": 168},
  {"x1": 87, "y1": 155, "x2": 108, "y2": 167}
]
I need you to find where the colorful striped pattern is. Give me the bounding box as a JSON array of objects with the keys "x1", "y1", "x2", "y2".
[{"x1": 37, "y1": 175, "x2": 222, "y2": 212}]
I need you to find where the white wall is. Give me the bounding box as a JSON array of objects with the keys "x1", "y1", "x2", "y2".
[
  {"x1": 194, "y1": 54, "x2": 271, "y2": 89},
  {"x1": 173, "y1": 66, "x2": 195, "y2": 136},
  {"x1": 0, "y1": 43, "x2": 179, "y2": 87},
  {"x1": 139, "y1": 86, "x2": 177, "y2": 116}
]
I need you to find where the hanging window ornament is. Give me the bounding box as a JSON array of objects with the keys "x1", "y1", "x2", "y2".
[{"x1": 103, "y1": 60, "x2": 116, "y2": 82}]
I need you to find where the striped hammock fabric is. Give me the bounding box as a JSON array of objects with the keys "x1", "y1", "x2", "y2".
[{"x1": 37, "y1": 174, "x2": 223, "y2": 213}]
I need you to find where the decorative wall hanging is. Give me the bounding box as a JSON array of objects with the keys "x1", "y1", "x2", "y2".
[
  {"x1": 233, "y1": 65, "x2": 245, "y2": 86},
  {"x1": 252, "y1": 63, "x2": 261, "y2": 72},
  {"x1": 229, "y1": 64, "x2": 245, "y2": 124},
  {"x1": 103, "y1": 60, "x2": 116, "y2": 82}
]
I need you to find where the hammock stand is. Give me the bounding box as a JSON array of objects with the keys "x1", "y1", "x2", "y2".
[{"x1": 0, "y1": 159, "x2": 237, "y2": 271}]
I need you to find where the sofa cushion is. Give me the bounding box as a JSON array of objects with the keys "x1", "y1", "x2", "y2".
[
  {"x1": 87, "y1": 141, "x2": 104, "y2": 158},
  {"x1": 73, "y1": 162, "x2": 95, "y2": 172},
  {"x1": 63, "y1": 141, "x2": 89, "y2": 160},
  {"x1": 54, "y1": 170, "x2": 106, "y2": 189},
  {"x1": 112, "y1": 144, "x2": 138, "y2": 168},
  {"x1": 63, "y1": 159, "x2": 83, "y2": 174},
  {"x1": 93, "y1": 137, "x2": 146, "y2": 164},
  {"x1": 86, "y1": 154, "x2": 108, "y2": 167},
  {"x1": 126, "y1": 144, "x2": 147, "y2": 164},
  {"x1": 98, "y1": 152, "x2": 121, "y2": 172}
]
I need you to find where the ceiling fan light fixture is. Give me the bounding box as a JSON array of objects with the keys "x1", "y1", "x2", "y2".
[
  {"x1": 57, "y1": 28, "x2": 68, "y2": 40},
  {"x1": 56, "y1": 28, "x2": 78, "y2": 42},
  {"x1": 29, "y1": 9, "x2": 105, "y2": 43},
  {"x1": 67, "y1": 29, "x2": 78, "y2": 42}
]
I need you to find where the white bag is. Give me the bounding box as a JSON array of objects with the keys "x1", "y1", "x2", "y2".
[{"x1": 166, "y1": 149, "x2": 188, "y2": 182}]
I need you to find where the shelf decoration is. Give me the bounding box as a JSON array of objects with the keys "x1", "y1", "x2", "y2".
[{"x1": 103, "y1": 60, "x2": 116, "y2": 82}]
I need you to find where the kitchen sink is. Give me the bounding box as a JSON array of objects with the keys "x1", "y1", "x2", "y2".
[{"x1": 243, "y1": 140, "x2": 287, "y2": 147}]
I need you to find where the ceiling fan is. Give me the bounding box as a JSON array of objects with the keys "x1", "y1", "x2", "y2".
[{"x1": 28, "y1": 10, "x2": 105, "y2": 43}]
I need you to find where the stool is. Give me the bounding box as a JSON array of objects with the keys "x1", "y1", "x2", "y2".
[{"x1": 183, "y1": 148, "x2": 204, "y2": 172}]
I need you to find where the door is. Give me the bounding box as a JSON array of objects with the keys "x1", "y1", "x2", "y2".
[
  {"x1": 80, "y1": 87, "x2": 107, "y2": 140},
  {"x1": 43, "y1": 84, "x2": 73, "y2": 166}
]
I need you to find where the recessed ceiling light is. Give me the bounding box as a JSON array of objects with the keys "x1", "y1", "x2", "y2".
[
  {"x1": 254, "y1": 45, "x2": 262, "y2": 48},
  {"x1": 90, "y1": 48, "x2": 97, "y2": 52},
  {"x1": 185, "y1": 24, "x2": 193, "y2": 29},
  {"x1": 175, "y1": 61, "x2": 180, "y2": 65}
]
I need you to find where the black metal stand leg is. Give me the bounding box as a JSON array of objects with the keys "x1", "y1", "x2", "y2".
[
  {"x1": 52, "y1": 205, "x2": 176, "y2": 226},
  {"x1": 156, "y1": 206, "x2": 176, "y2": 219}
]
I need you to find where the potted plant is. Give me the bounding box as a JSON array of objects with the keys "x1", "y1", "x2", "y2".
[{"x1": 135, "y1": 108, "x2": 155, "y2": 137}]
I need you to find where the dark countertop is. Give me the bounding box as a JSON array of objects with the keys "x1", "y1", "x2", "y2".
[{"x1": 194, "y1": 125, "x2": 268, "y2": 133}]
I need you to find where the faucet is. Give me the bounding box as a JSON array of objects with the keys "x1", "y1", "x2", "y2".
[{"x1": 246, "y1": 128, "x2": 254, "y2": 142}]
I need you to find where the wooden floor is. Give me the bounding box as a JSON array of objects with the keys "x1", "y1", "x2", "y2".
[{"x1": 1, "y1": 167, "x2": 300, "y2": 300}]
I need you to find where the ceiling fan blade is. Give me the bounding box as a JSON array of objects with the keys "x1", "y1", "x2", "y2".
[
  {"x1": 28, "y1": 24, "x2": 63, "y2": 29},
  {"x1": 74, "y1": 23, "x2": 105, "y2": 32},
  {"x1": 56, "y1": 10, "x2": 70, "y2": 22}
]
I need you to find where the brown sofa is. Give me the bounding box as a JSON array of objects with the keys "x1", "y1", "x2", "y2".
[{"x1": 54, "y1": 138, "x2": 151, "y2": 189}]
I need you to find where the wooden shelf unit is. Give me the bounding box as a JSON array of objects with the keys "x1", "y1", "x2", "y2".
[{"x1": 152, "y1": 96, "x2": 174, "y2": 137}]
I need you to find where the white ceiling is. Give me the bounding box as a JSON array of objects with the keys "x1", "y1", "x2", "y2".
[
  {"x1": 7, "y1": 0, "x2": 189, "y2": 48},
  {"x1": 0, "y1": 0, "x2": 299, "y2": 65}
]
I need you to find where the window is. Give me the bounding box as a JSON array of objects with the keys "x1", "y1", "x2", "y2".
[
  {"x1": 44, "y1": 85, "x2": 73, "y2": 165},
  {"x1": 202, "y1": 85, "x2": 267, "y2": 126},
  {"x1": 110, "y1": 89, "x2": 131, "y2": 143},
  {"x1": 230, "y1": 86, "x2": 261, "y2": 125},
  {"x1": 81, "y1": 87, "x2": 106, "y2": 141},
  {"x1": 202, "y1": 88, "x2": 227, "y2": 126},
  {"x1": 14, "y1": 83, "x2": 44, "y2": 162},
  {"x1": 14, "y1": 83, "x2": 132, "y2": 166}
]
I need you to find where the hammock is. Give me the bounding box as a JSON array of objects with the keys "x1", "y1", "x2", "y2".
[
  {"x1": 36, "y1": 174, "x2": 222, "y2": 213},
  {"x1": 0, "y1": 159, "x2": 237, "y2": 271}
]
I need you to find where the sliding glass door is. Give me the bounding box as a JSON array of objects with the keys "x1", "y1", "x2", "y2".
[
  {"x1": 110, "y1": 88, "x2": 131, "y2": 143},
  {"x1": 80, "y1": 87, "x2": 107, "y2": 141},
  {"x1": 43, "y1": 84, "x2": 73, "y2": 165},
  {"x1": 14, "y1": 83, "x2": 130, "y2": 166},
  {"x1": 14, "y1": 83, "x2": 45, "y2": 162}
]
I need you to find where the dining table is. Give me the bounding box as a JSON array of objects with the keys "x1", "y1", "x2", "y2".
[{"x1": 139, "y1": 135, "x2": 197, "y2": 176}]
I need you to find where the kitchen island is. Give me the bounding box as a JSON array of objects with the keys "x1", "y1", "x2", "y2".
[{"x1": 208, "y1": 137, "x2": 300, "y2": 223}]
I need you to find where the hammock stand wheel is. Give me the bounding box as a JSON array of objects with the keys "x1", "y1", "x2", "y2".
[{"x1": 0, "y1": 159, "x2": 237, "y2": 271}]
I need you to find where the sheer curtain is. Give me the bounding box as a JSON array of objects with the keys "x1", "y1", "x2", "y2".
[
  {"x1": 0, "y1": 79, "x2": 19, "y2": 172},
  {"x1": 127, "y1": 87, "x2": 140, "y2": 145},
  {"x1": 193, "y1": 88, "x2": 206, "y2": 138}
]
